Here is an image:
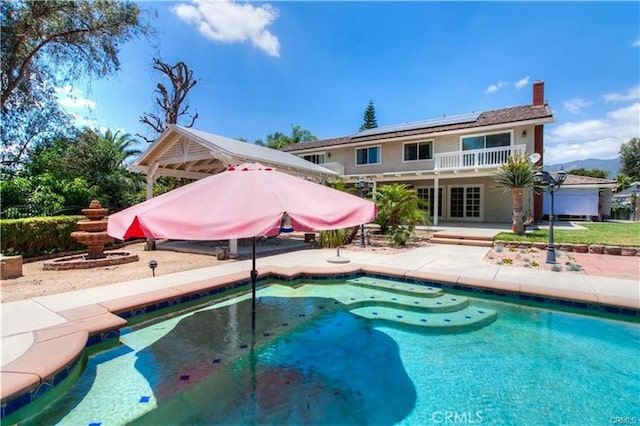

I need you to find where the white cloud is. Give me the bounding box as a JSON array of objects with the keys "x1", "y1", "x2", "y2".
[
  {"x1": 603, "y1": 85, "x2": 640, "y2": 102},
  {"x1": 484, "y1": 81, "x2": 508, "y2": 94},
  {"x1": 545, "y1": 102, "x2": 640, "y2": 163},
  {"x1": 631, "y1": 37, "x2": 640, "y2": 47},
  {"x1": 514, "y1": 76, "x2": 530, "y2": 90},
  {"x1": 172, "y1": 0, "x2": 280, "y2": 57},
  {"x1": 69, "y1": 112, "x2": 99, "y2": 129},
  {"x1": 55, "y1": 85, "x2": 96, "y2": 110},
  {"x1": 563, "y1": 97, "x2": 592, "y2": 114}
]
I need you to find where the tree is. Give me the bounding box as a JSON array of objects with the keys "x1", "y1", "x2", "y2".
[
  {"x1": 567, "y1": 168, "x2": 609, "y2": 179},
  {"x1": 493, "y1": 154, "x2": 536, "y2": 235},
  {"x1": 374, "y1": 183, "x2": 427, "y2": 246},
  {"x1": 1, "y1": 85, "x2": 72, "y2": 173},
  {"x1": 619, "y1": 137, "x2": 640, "y2": 182},
  {"x1": 359, "y1": 100, "x2": 378, "y2": 132},
  {"x1": 616, "y1": 174, "x2": 632, "y2": 192},
  {"x1": 1, "y1": 128, "x2": 144, "y2": 216},
  {"x1": 1, "y1": 1, "x2": 150, "y2": 107},
  {"x1": 73, "y1": 129, "x2": 143, "y2": 210},
  {"x1": 138, "y1": 58, "x2": 199, "y2": 143},
  {"x1": 1, "y1": 0, "x2": 151, "y2": 168},
  {"x1": 261, "y1": 125, "x2": 317, "y2": 150}
]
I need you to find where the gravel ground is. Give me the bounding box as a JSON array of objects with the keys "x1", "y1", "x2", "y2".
[{"x1": 0, "y1": 243, "x2": 232, "y2": 303}]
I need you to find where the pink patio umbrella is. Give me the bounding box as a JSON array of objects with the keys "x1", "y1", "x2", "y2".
[{"x1": 107, "y1": 163, "x2": 377, "y2": 328}]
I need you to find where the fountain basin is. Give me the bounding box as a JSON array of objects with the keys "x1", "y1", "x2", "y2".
[
  {"x1": 43, "y1": 252, "x2": 139, "y2": 270},
  {"x1": 76, "y1": 219, "x2": 109, "y2": 232},
  {"x1": 82, "y1": 208, "x2": 108, "y2": 221},
  {"x1": 70, "y1": 231, "x2": 113, "y2": 246}
]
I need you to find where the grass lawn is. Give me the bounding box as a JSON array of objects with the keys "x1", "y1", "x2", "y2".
[{"x1": 495, "y1": 222, "x2": 640, "y2": 247}]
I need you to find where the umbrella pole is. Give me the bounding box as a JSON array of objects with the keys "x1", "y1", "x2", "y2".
[{"x1": 251, "y1": 236, "x2": 258, "y2": 330}]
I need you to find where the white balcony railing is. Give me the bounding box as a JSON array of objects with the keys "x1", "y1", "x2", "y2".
[{"x1": 434, "y1": 144, "x2": 526, "y2": 171}]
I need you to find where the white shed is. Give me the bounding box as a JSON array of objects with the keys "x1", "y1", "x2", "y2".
[{"x1": 542, "y1": 174, "x2": 617, "y2": 221}]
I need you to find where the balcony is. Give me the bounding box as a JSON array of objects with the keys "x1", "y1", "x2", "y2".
[{"x1": 434, "y1": 144, "x2": 526, "y2": 171}]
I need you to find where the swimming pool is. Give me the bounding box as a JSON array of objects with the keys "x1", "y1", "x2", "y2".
[{"x1": 17, "y1": 278, "x2": 640, "y2": 425}]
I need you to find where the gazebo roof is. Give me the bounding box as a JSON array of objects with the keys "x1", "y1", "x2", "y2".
[{"x1": 132, "y1": 125, "x2": 337, "y2": 180}]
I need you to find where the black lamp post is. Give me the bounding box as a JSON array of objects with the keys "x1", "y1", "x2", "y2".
[
  {"x1": 354, "y1": 180, "x2": 374, "y2": 247},
  {"x1": 534, "y1": 168, "x2": 567, "y2": 264},
  {"x1": 148, "y1": 260, "x2": 158, "y2": 276}
]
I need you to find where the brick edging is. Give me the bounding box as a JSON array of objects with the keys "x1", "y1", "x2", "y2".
[{"x1": 22, "y1": 239, "x2": 145, "y2": 264}]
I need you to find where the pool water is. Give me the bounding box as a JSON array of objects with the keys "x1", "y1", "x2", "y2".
[{"x1": 21, "y1": 280, "x2": 640, "y2": 425}]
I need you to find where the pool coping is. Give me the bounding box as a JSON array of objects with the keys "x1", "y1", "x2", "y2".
[{"x1": 2, "y1": 263, "x2": 639, "y2": 419}]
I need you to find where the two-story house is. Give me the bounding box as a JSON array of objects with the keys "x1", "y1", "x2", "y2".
[{"x1": 283, "y1": 81, "x2": 554, "y2": 226}]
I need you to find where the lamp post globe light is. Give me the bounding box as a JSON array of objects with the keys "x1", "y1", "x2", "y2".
[
  {"x1": 534, "y1": 168, "x2": 567, "y2": 264},
  {"x1": 354, "y1": 180, "x2": 374, "y2": 247}
]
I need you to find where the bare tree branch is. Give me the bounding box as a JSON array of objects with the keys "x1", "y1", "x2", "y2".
[{"x1": 138, "y1": 58, "x2": 199, "y2": 143}]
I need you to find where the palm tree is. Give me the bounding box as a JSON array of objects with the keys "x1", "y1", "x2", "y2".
[
  {"x1": 75, "y1": 128, "x2": 144, "y2": 210},
  {"x1": 375, "y1": 183, "x2": 428, "y2": 245},
  {"x1": 493, "y1": 154, "x2": 535, "y2": 235}
]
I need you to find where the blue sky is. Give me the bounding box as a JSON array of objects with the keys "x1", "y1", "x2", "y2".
[{"x1": 56, "y1": 1, "x2": 639, "y2": 165}]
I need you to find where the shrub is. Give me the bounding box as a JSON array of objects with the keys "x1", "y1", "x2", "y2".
[
  {"x1": 374, "y1": 183, "x2": 428, "y2": 246},
  {"x1": 567, "y1": 263, "x2": 582, "y2": 272},
  {"x1": 388, "y1": 225, "x2": 412, "y2": 247},
  {"x1": 1, "y1": 216, "x2": 87, "y2": 258},
  {"x1": 319, "y1": 229, "x2": 349, "y2": 248}
]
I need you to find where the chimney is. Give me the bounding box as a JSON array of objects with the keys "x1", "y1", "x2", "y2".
[{"x1": 532, "y1": 81, "x2": 544, "y2": 107}]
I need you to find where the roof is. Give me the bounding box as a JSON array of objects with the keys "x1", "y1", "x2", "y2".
[
  {"x1": 133, "y1": 125, "x2": 337, "y2": 180},
  {"x1": 613, "y1": 182, "x2": 640, "y2": 198},
  {"x1": 561, "y1": 173, "x2": 617, "y2": 187},
  {"x1": 283, "y1": 104, "x2": 554, "y2": 152}
]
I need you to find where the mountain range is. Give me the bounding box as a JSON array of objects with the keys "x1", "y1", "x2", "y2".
[{"x1": 547, "y1": 157, "x2": 620, "y2": 179}]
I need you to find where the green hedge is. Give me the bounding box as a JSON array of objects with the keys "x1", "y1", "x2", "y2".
[{"x1": 1, "y1": 216, "x2": 89, "y2": 258}]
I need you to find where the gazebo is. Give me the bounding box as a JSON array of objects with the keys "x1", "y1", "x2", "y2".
[
  {"x1": 130, "y1": 125, "x2": 338, "y2": 254},
  {"x1": 132, "y1": 124, "x2": 337, "y2": 200}
]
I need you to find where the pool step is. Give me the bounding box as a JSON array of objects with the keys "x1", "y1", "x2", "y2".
[
  {"x1": 262, "y1": 284, "x2": 498, "y2": 333},
  {"x1": 346, "y1": 277, "x2": 443, "y2": 298},
  {"x1": 337, "y1": 286, "x2": 469, "y2": 313},
  {"x1": 350, "y1": 305, "x2": 498, "y2": 333}
]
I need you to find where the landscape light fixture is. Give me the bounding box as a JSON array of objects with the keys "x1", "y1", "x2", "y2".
[
  {"x1": 534, "y1": 168, "x2": 567, "y2": 264},
  {"x1": 354, "y1": 180, "x2": 374, "y2": 247},
  {"x1": 148, "y1": 260, "x2": 158, "y2": 277}
]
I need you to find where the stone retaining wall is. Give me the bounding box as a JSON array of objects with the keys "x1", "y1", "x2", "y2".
[{"x1": 495, "y1": 241, "x2": 639, "y2": 256}]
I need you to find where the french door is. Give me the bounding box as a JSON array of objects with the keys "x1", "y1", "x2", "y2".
[{"x1": 448, "y1": 185, "x2": 483, "y2": 220}]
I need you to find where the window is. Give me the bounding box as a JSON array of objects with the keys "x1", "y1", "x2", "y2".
[
  {"x1": 301, "y1": 153, "x2": 325, "y2": 164},
  {"x1": 403, "y1": 141, "x2": 433, "y2": 161},
  {"x1": 462, "y1": 132, "x2": 511, "y2": 151},
  {"x1": 356, "y1": 146, "x2": 381, "y2": 165}
]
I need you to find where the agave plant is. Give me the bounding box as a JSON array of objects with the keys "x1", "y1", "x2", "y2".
[{"x1": 493, "y1": 153, "x2": 535, "y2": 235}]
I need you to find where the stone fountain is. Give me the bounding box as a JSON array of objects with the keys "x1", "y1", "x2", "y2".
[
  {"x1": 71, "y1": 199, "x2": 113, "y2": 259},
  {"x1": 43, "y1": 200, "x2": 138, "y2": 270}
]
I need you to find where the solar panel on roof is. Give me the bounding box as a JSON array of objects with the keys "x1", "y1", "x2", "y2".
[{"x1": 353, "y1": 112, "x2": 481, "y2": 138}]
